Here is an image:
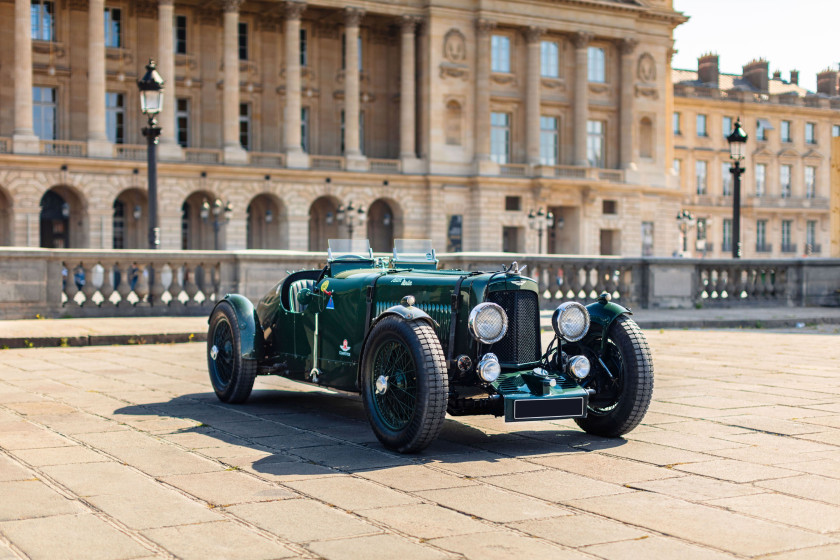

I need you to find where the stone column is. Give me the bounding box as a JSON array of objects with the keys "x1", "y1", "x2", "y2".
[
  {"x1": 222, "y1": 0, "x2": 248, "y2": 163},
  {"x1": 284, "y1": 1, "x2": 308, "y2": 168},
  {"x1": 473, "y1": 18, "x2": 496, "y2": 174},
  {"x1": 619, "y1": 37, "x2": 638, "y2": 169},
  {"x1": 525, "y1": 26, "x2": 545, "y2": 167},
  {"x1": 573, "y1": 31, "x2": 593, "y2": 167},
  {"x1": 13, "y1": 0, "x2": 39, "y2": 153},
  {"x1": 86, "y1": 0, "x2": 111, "y2": 157},
  {"x1": 399, "y1": 15, "x2": 420, "y2": 171},
  {"x1": 343, "y1": 7, "x2": 366, "y2": 170},
  {"x1": 157, "y1": 0, "x2": 183, "y2": 159}
]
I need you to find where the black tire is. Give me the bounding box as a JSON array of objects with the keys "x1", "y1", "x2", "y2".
[
  {"x1": 574, "y1": 315, "x2": 653, "y2": 437},
  {"x1": 360, "y1": 317, "x2": 448, "y2": 453},
  {"x1": 207, "y1": 301, "x2": 257, "y2": 404}
]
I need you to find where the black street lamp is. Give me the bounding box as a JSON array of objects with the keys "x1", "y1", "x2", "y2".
[
  {"x1": 201, "y1": 198, "x2": 234, "y2": 250},
  {"x1": 337, "y1": 201, "x2": 365, "y2": 238},
  {"x1": 137, "y1": 60, "x2": 164, "y2": 249},
  {"x1": 528, "y1": 208, "x2": 554, "y2": 254},
  {"x1": 727, "y1": 117, "x2": 748, "y2": 259},
  {"x1": 675, "y1": 209, "x2": 695, "y2": 255}
]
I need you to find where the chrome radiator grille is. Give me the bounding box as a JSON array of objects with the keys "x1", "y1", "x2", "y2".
[{"x1": 487, "y1": 290, "x2": 541, "y2": 364}]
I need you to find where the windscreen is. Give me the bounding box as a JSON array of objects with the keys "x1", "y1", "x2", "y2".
[
  {"x1": 393, "y1": 239, "x2": 435, "y2": 263},
  {"x1": 328, "y1": 239, "x2": 372, "y2": 260}
]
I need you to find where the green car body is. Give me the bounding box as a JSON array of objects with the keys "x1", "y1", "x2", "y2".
[{"x1": 207, "y1": 240, "x2": 653, "y2": 452}]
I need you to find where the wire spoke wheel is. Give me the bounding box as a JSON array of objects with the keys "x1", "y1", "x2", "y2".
[
  {"x1": 371, "y1": 339, "x2": 418, "y2": 431},
  {"x1": 207, "y1": 301, "x2": 257, "y2": 404},
  {"x1": 361, "y1": 316, "x2": 447, "y2": 453},
  {"x1": 211, "y1": 317, "x2": 235, "y2": 387},
  {"x1": 574, "y1": 315, "x2": 653, "y2": 437}
]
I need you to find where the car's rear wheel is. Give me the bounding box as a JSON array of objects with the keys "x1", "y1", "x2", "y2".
[
  {"x1": 207, "y1": 301, "x2": 256, "y2": 404},
  {"x1": 574, "y1": 315, "x2": 653, "y2": 437},
  {"x1": 361, "y1": 317, "x2": 447, "y2": 453}
]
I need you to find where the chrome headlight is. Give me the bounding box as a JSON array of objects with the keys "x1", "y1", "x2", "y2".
[
  {"x1": 568, "y1": 355, "x2": 591, "y2": 380},
  {"x1": 551, "y1": 302, "x2": 590, "y2": 342},
  {"x1": 468, "y1": 302, "x2": 508, "y2": 344},
  {"x1": 477, "y1": 353, "x2": 501, "y2": 383}
]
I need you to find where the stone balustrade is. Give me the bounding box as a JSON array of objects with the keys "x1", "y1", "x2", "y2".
[{"x1": 0, "y1": 248, "x2": 837, "y2": 319}]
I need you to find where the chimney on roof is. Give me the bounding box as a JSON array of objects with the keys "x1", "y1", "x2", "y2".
[
  {"x1": 742, "y1": 59, "x2": 769, "y2": 92},
  {"x1": 697, "y1": 53, "x2": 719, "y2": 87},
  {"x1": 772, "y1": 70, "x2": 781, "y2": 80},
  {"x1": 817, "y1": 68, "x2": 838, "y2": 96},
  {"x1": 790, "y1": 70, "x2": 799, "y2": 85}
]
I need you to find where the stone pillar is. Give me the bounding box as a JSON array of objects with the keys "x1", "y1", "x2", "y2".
[
  {"x1": 473, "y1": 18, "x2": 496, "y2": 174},
  {"x1": 399, "y1": 15, "x2": 421, "y2": 172},
  {"x1": 525, "y1": 26, "x2": 544, "y2": 167},
  {"x1": 343, "y1": 7, "x2": 366, "y2": 170},
  {"x1": 284, "y1": 1, "x2": 308, "y2": 168},
  {"x1": 86, "y1": 0, "x2": 112, "y2": 157},
  {"x1": 573, "y1": 31, "x2": 593, "y2": 167},
  {"x1": 157, "y1": 0, "x2": 183, "y2": 159},
  {"x1": 619, "y1": 37, "x2": 638, "y2": 169},
  {"x1": 222, "y1": 0, "x2": 248, "y2": 163},
  {"x1": 13, "y1": 0, "x2": 39, "y2": 153}
]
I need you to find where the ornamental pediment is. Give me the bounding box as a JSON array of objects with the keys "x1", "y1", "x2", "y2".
[
  {"x1": 752, "y1": 147, "x2": 773, "y2": 158},
  {"x1": 802, "y1": 149, "x2": 823, "y2": 160},
  {"x1": 776, "y1": 148, "x2": 800, "y2": 159}
]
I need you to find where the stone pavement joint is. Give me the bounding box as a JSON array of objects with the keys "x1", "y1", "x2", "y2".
[{"x1": 0, "y1": 328, "x2": 838, "y2": 558}]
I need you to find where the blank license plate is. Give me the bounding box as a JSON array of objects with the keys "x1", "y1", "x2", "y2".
[{"x1": 513, "y1": 397, "x2": 584, "y2": 420}]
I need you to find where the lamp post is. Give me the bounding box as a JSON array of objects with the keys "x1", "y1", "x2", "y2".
[
  {"x1": 676, "y1": 209, "x2": 695, "y2": 256},
  {"x1": 201, "y1": 198, "x2": 233, "y2": 250},
  {"x1": 727, "y1": 117, "x2": 748, "y2": 259},
  {"x1": 528, "y1": 208, "x2": 554, "y2": 253},
  {"x1": 137, "y1": 60, "x2": 164, "y2": 249},
  {"x1": 337, "y1": 201, "x2": 366, "y2": 238}
]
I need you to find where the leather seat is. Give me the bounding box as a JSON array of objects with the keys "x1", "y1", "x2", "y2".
[{"x1": 288, "y1": 279, "x2": 316, "y2": 313}]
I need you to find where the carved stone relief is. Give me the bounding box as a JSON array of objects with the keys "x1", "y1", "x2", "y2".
[
  {"x1": 637, "y1": 52, "x2": 656, "y2": 83},
  {"x1": 440, "y1": 28, "x2": 468, "y2": 81}
]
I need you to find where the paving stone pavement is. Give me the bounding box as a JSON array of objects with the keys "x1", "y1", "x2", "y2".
[{"x1": 0, "y1": 327, "x2": 839, "y2": 559}]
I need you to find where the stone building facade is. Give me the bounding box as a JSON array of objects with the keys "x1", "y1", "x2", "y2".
[
  {"x1": 0, "y1": 0, "x2": 685, "y2": 255},
  {"x1": 673, "y1": 56, "x2": 840, "y2": 258}
]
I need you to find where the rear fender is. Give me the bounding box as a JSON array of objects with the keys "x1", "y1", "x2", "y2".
[
  {"x1": 211, "y1": 294, "x2": 265, "y2": 361},
  {"x1": 585, "y1": 300, "x2": 632, "y2": 354},
  {"x1": 355, "y1": 305, "x2": 438, "y2": 389}
]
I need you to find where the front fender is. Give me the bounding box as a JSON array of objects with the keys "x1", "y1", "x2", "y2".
[
  {"x1": 585, "y1": 299, "x2": 632, "y2": 352},
  {"x1": 355, "y1": 305, "x2": 438, "y2": 390},
  {"x1": 211, "y1": 294, "x2": 265, "y2": 361}
]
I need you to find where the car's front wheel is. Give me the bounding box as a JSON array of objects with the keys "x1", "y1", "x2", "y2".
[
  {"x1": 360, "y1": 317, "x2": 448, "y2": 453},
  {"x1": 207, "y1": 301, "x2": 257, "y2": 404},
  {"x1": 574, "y1": 315, "x2": 653, "y2": 437}
]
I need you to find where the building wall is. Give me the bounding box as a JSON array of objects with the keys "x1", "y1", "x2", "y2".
[
  {"x1": 0, "y1": 0, "x2": 686, "y2": 256},
  {"x1": 673, "y1": 66, "x2": 840, "y2": 258}
]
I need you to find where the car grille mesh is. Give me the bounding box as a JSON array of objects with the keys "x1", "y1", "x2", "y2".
[{"x1": 487, "y1": 290, "x2": 541, "y2": 364}]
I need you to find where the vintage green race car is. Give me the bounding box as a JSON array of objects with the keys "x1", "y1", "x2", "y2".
[{"x1": 206, "y1": 239, "x2": 653, "y2": 453}]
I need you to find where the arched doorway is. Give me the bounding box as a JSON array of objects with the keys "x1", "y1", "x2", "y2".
[
  {"x1": 0, "y1": 187, "x2": 12, "y2": 246},
  {"x1": 308, "y1": 196, "x2": 340, "y2": 252},
  {"x1": 181, "y1": 191, "x2": 217, "y2": 250},
  {"x1": 113, "y1": 188, "x2": 148, "y2": 249},
  {"x1": 367, "y1": 199, "x2": 396, "y2": 253},
  {"x1": 247, "y1": 194, "x2": 285, "y2": 249},
  {"x1": 40, "y1": 186, "x2": 86, "y2": 248}
]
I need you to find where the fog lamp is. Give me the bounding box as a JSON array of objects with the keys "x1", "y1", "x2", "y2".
[
  {"x1": 477, "y1": 353, "x2": 501, "y2": 383},
  {"x1": 569, "y1": 355, "x2": 591, "y2": 380}
]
